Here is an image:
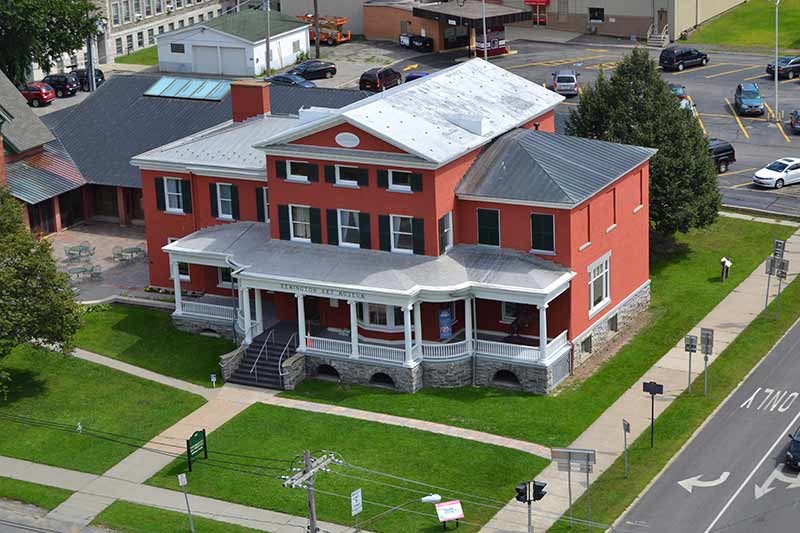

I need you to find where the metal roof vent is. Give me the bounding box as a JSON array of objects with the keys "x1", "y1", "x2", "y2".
[
  {"x1": 446, "y1": 114, "x2": 487, "y2": 136},
  {"x1": 297, "y1": 106, "x2": 337, "y2": 124}
]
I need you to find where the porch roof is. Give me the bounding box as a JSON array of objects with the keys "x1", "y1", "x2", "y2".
[{"x1": 164, "y1": 222, "x2": 575, "y2": 304}]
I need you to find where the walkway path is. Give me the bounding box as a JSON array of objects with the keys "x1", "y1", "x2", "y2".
[
  {"x1": 0, "y1": 456, "x2": 350, "y2": 533},
  {"x1": 483, "y1": 220, "x2": 800, "y2": 531}
]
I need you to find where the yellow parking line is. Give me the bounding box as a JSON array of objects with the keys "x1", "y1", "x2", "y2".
[
  {"x1": 402, "y1": 64, "x2": 419, "y2": 72},
  {"x1": 687, "y1": 95, "x2": 706, "y2": 135},
  {"x1": 724, "y1": 167, "x2": 758, "y2": 177},
  {"x1": 562, "y1": 101, "x2": 578, "y2": 106},
  {"x1": 725, "y1": 97, "x2": 750, "y2": 139},
  {"x1": 578, "y1": 86, "x2": 583, "y2": 95},
  {"x1": 730, "y1": 182, "x2": 753, "y2": 188},
  {"x1": 704, "y1": 65, "x2": 762, "y2": 79},
  {"x1": 671, "y1": 62, "x2": 734, "y2": 75},
  {"x1": 584, "y1": 48, "x2": 608, "y2": 52},
  {"x1": 744, "y1": 73, "x2": 767, "y2": 81},
  {"x1": 585, "y1": 62, "x2": 619, "y2": 71},
  {"x1": 764, "y1": 101, "x2": 776, "y2": 121},
  {"x1": 507, "y1": 54, "x2": 607, "y2": 69},
  {"x1": 699, "y1": 112, "x2": 769, "y2": 122},
  {"x1": 781, "y1": 77, "x2": 799, "y2": 84}
]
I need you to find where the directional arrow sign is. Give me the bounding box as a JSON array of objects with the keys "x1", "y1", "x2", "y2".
[
  {"x1": 678, "y1": 472, "x2": 730, "y2": 493},
  {"x1": 754, "y1": 465, "x2": 800, "y2": 500}
]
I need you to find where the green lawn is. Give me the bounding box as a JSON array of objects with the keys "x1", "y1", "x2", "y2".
[
  {"x1": 689, "y1": 0, "x2": 800, "y2": 50},
  {"x1": 93, "y1": 501, "x2": 263, "y2": 533},
  {"x1": 0, "y1": 345, "x2": 205, "y2": 474},
  {"x1": 148, "y1": 404, "x2": 548, "y2": 532},
  {"x1": 115, "y1": 46, "x2": 158, "y2": 65},
  {"x1": 549, "y1": 274, "x2": 800, "y2": 531},
  {"x1": 74, "y1": 304, "x2": 234, "y2": 387},
  {"x1": 283, "y1": 217, "x2": 795, "y2": 448},
  {"x1": 0, "y1": 477, "x2": 72, "y2": 510}
]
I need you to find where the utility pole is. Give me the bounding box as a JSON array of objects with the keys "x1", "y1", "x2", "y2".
[
  {"x1": 305, "y1": 451, "x2": 318, "y2": 533},
  {"x1": 265, "y1": 0, "x2": 271, "y2": 76},
  {"x1": 86, "y1": 35, "x2": 96, "y2": 92},
  {"x1": 283, "y1": 452, "x2": 336, "y2": 533},
  {"x1": 775, "y1": 0, "x2": 781, "y2": 124},
  {"x1": 313, "y1": 0, "x2": 321, "y2": 59},
  {"x1": 481, "y1": 0, "x2": 488, "y2": 61}
]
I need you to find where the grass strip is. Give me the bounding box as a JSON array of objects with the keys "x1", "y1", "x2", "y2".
[
  {"x1": 93, "y1": 500, "x2": 263, "y2": 533},
  {"x1": 114, "y1": 46, "x2": 158, "y2": 65},
  {"x1": 0, "y1": 477, "x2": 72, "y2": 510}
]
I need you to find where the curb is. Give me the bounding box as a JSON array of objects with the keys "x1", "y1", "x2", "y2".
[
  {"x1": 81, "y1": 294, "x2": 175, "y2": 311},
  {"x1": 721, "y1": 204, "x2": 800, "y2": 223}
]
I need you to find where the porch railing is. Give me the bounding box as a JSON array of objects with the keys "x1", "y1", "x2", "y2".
[
  {"x1": 421, "y1": 340, "x2": 471, "y2": 360},
  {"x1": 545, "y1": 330, "x2": 569, "y2": 358},
  {"x1": 475, "y1": 338, "x2": 542, "y2": 363},
  {"x1": 359, "y1": 343, "x2": 406, "y2": 364},
  {"x1": 306, "y1": 336, "x2": 352, "y2": 357},
  {"x1": 181, "y1": 301, "x2": 236, "y2": 321}
]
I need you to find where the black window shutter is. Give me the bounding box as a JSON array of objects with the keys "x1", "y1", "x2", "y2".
[
  {"x1": 155, "y1": 177, "x2": 165, "y2": 211},
  {"x1": 377, "y1": 170, "x2": 389, "y2": 189},
  {"x1": 256, "y1": 188, "x2": 265, "y2": 222},
  {"x1": 378, "y1": 215, "x2": 391, "y2": 251},
  {"x1": 181, "y1": 179, "x2": 192, "y2": 214},
  {"x1": 359, "y1": 212, "x2": 371, "y2": 249},
  {"x1": 275, "y1": 160, "x2": 287, "y2": 179},
  {"x1": 231, "y1": 184, "x2": 240, "y2": 220},
  {"x1": 324, "y1": 165, "x2": 336, "y2": 183},
  {"x1": 357, "y1": 168, "x2": 369, "y2": 187},
  {"x1": 278, "y1": 205, "x2": 290, "y2": 240},
  {"x1": 310, "y1": 208, "x2": 322, "y2": 243},
  {"x1": 412, "y1": 218, "x2": 425, "y2": 255},
  {"x1": 326, "y1": 209, "x2": 339, "y2": 246},
  {"x1": 307, "y1": 164, "x2": 319, "y2": 182},
  {"x1": 209, "y1": 183, "x2": 218, "y2": 217},
  {"x1": 410, "y1": 173, "x2": 423, "y2": 192}
]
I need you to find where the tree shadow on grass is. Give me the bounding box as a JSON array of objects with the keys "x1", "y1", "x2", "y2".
[
  {"x1": 0, "y1": 369, "x2": 47, "y2": 406},
  {"x1": 650, "y1": 230, "x2": 691, "y2": 276}
]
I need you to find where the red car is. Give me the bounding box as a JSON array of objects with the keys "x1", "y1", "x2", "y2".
[{"x1": 18, "y1": 82, "x2": 56, "y2": 107}]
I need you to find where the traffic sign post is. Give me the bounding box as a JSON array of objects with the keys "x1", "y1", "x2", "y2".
[
  {"x1": 210, "y1": 373, "x2": 217, "y2": 388},
  {"x1": 684, "y1": 334, "x2": 697, "y2": 393},
  {"x1": 177, "y1": 473, "x2": 195, "y2": 533},
  {"x1": 351, "y1": 488, "x2": 362, "y2": 531},
  {"x1": 700, "y1": 328, "x2": 714, "y2": 396},
  {"x1": 643, "y1": 381, "x2": 664, "y2": 448},
  {"x1": 515, "y1": 481, "x2": 546, "y2": 533},
  {"x1": 551, "y1": 448, "x2": 595, "y2": 529},
  {"x1": 774, "y1": 258, "x2": 789, "y2": 319},
  {"x1": 766, "y1": 240, "x2": 787, "y2": 310},
  {"x1": 622, "y1": 419, "x2": 631, "y2": 479}
]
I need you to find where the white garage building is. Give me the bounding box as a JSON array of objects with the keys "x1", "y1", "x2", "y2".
[{"x1": 157, "y1": 10, "x2": 310, "y2": 77}]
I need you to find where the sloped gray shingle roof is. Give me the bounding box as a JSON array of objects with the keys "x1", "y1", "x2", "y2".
[
  {"x1": 0, "y1": 71, "x2": 55, "y2": 153},
  {"x1": 205, "y1": 10, "x2": 308, "y2": 42}
]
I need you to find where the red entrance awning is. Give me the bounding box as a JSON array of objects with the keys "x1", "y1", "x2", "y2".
[{"x1": 525, "y1": 0, "x2": 550, "y2": 5}]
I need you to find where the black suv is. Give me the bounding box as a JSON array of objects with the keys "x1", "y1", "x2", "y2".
[
  {"x1": 709, "y1": 138, "x2": 735, "y2": 173},
  {"x1": 287, "y1": 60, "x2": 337, "y2": 80},
  {"x1": 42, "y1": 73, "x2": 79, "y2": 97},
  {"x1": 786, "y1": 427, "x2": 800, "y2": 469},
  {"x1": 659, "y1": 47, "x2": 709, "y2": 72},
  {"x1": 359, "y1": 67, "x2": 402, "y2": 92},
  {"x1": 70, "y1": 68, "x2": 105, "y2": 91}
]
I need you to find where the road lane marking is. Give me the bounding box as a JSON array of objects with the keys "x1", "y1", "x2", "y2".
[
  {"x1": 687, "y1": 95, "x2": 706, "y2": 134},
  {"x1": 740, "y1": 388, "x2": 799, "y2": 411},
  {"x1": 584, "y1": 48, "x2": 608, "y2": 52},
  {"x1": 705, "y1": 65, "x2": 762, "y2": 79},
  {"x1": 671, "y1": 62, "x2": 734, "y2": 75},
  {"x1": 754, "y1": 465, "x2": 800, "y2": 499},
  {"x1": 678, "y1": 472, "x2": 730, "y2": 493},
  {"x1": 725, "y1": 97, "x2": 750, "y2": 139},
  {"x1": 402, "y1": 64, "x2": 419, "y2": 72},
  {"x1": 507, "y1": 54, "x2": 607, "y2": 69},
  {"x1": 702, "y1": 408, "x2": 800, "y2": 533}
]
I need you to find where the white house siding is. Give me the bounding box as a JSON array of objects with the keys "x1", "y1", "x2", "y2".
[
  {"x1": 671, "y1": 0, "x2": 746, "y2": 41},
  {"x1": 278, "y1": 0, "x2": 365, "y2": 35},
  {"x1": 258, "y1": 26, "x2": 311, "y2": 74}
]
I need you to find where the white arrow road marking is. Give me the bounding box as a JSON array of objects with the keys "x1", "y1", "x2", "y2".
[
  {"x1": 754, "y1": 465, "x2": 800, "y2": 499},
  {"x1": 678, "y1": 472, "x2": 731, "y2": 493}
]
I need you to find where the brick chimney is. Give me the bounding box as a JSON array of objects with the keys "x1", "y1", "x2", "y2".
[{"x1": 231, "y1": 80, "x2": 271, "y2": 122}]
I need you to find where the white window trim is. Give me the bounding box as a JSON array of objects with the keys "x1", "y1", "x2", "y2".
[
  {"x1": 164, "y1": 177, "x2": 184, "y2": 214},
  {"x1": 500, "y1": 302, "x2": 518, "y2": 324},
  {"x1": 335, "y1": 165, "x2": 360, "y2": 188},
  {"x1": 262, "y1": 187, "x2": 270, "y2": 222},
  {"x1": 358, "y1": 303, "x2": 409, "y2": 332},
  {"x1": 388, "y1": 169, "x2": 412, "y2": 193},
  {"x1": 289, "y1": 204, "x2": 312, "y2": 243},
  {"x1": 217, "y1": 267, "x2": 235, "y2": 289},
  {"x1": 216, "y1": 182, "x2": 233, "y2": 220},
  {"x1": 338, "y1": 208, "x2": 361, "y2": 248},
  {"x1": 439, "y1": 211, "x2": 454, "y2": 253},
  {"x1": 390, "y1": 214, "x2": 414, "y2": 254},
  {"x1": 588, "y1": 252, "x2": 611, "y2": 319},
  {"x1": 476, "y1": 208, "x2": 501, "y2": 248},
  {"x1": 531, "y1": 212, "x2": 556, "y2": 255},
  {"x1": 167, "y1": 238, "x2": 190, "y2": 281},
  {"x1": 287, "y1": 160, "x2": 311, "y2": 183}
]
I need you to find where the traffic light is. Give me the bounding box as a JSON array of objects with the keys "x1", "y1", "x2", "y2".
[
  {"x1": 515, "y1": 480, "x2": 547, "y2": 503},
  {"x1": 515, "y1": 482, "x2": 529, "y2": 503},
  {"x1": 532, "y1": 480, "x2": 547, "y2": 501}
]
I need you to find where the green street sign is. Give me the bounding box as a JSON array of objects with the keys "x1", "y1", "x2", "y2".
[{"x1": 186, "y1": 429, "x2": 207, "y2": 471}]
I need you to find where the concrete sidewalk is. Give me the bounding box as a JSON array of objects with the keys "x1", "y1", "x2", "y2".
[
  {"x1": 483, "y1": 220, "x2": 800, "y2": 532},
  {"x1": 0, "y1": 456, "x2": 350, "y2": 533}
]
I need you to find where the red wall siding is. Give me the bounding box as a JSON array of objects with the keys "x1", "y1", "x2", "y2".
[{"x1": 288, "y1": 123, "x2": 405, "y2": 153}]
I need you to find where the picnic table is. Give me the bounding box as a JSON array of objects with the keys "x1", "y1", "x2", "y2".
[
  {"x1": 122, "y1": 246, "x2": 145, "y2": 260},
  {"x1": 67, "y1": 266, "x2": 89, "y2": 279}
]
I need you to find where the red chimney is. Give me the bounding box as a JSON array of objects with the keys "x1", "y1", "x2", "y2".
[{"x1": 231, "y1": 80, "x2": 271, "y2": 122}]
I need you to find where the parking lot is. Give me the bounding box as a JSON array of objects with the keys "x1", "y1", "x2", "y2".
[{"x1": 386, "y1": 41, "x2": 800, "y2": 217}]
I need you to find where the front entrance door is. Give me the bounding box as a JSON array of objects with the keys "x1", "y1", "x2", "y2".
[{"x1": 657, "y1": 9, "x2": 668, "y2": 32}]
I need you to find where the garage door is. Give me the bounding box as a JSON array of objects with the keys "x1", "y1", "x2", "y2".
[
  {"x1": 192, "y1": 45, "x2": 219, "y2": 74},
  {"x1": 220, "y1": 47, "x2": 248, "y2": 76}
]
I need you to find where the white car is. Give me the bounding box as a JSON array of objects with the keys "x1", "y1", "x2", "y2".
[{"x1": 752, "y1": 158, "x2": 800, "y2": 189}]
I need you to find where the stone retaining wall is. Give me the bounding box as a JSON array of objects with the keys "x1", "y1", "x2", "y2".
[
  {"x1": 474, "y1": 358, "x2": 549, "y2": 395},
  {"x1": 421, "y1": 358, "x2": 473, "y2": 388},
  {"x1": 305, "y1": 354, "x2": 423, "y2": 393},
  {"x1": 282, "y1": 354, "x2": 307, "y2": 391},
  {"x1": 172, "y1": 314, "x2": 234, "y2": 339}
]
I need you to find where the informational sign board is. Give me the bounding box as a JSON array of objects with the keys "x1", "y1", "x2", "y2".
[
  {"x1": 774, "y1": 239, "x2": 786, "y2": 259},
  {"x1": 186, "y1": 429, "x2": 207, "y2": 471},
  {"x1": 557, "y1": 462, "x2": 593, "y2": 473},
  {"x1": 623, "y1": 419, "x2": 631, "y2": 433},
  {"x1": 643, "y1": 381, "x2": 664, "y2": 395},
  {"x1": 350, "y1": 488, "x2": 362, "y2": 517},
  {"x1": 684, "y1": 335, "x2": 698, "y2": 352},
  {"x1": 177, "y1": 473, "x2": 187, "y2": 487},
  {"x1": 438, "y1": 309, "x2": 453, "y2": 340},
  {"x1": 435, "y1": 500, "x2": 464, "y2": 523},
  {"x1": 551, "y1": 448, "x2": 596, "y2": 465},
  {"x1": 700, "y1": 328, "x2": 714, "y2": 355}
]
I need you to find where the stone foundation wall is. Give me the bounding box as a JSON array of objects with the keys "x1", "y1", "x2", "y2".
[
  {"x1": 421, "y1": 358, "x2": 473, "y2": 388},
  {"x1": 572, "y1": 281, "x2": 651, "y2": 367},
  {"x1": 172, "y1": 314, "x2": 234, "y2": 339},
  {"x1": 474, "y1": 358, "x2": 549, "y2": 395},
  {"x1": 305, "y1": 354, "x2": 423, "y2": 393},
  {"x1": 282, "y1": 354, "x2": 307, "y2": 391}
]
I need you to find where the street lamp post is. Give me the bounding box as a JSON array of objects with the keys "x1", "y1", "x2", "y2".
[{"x1": 775, "y1": 0, "x2": 781, "y2": 124}]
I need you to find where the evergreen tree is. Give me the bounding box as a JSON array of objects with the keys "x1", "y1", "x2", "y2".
[{"x1": 566, "y1": 47, "x2": 720, "y2": 235}]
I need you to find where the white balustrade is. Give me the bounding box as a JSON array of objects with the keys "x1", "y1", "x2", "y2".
[
  {"x1": 358, "y1": 343, "x2": 406, "y2": 364},
  {"x1": 475, "y1": 339, "x2": 542, "y2": 362},
  {"x1": 305, "y1": 336, "x2": 352, "y2": 356},
  {"x1": 545, "y1": 330, "x2": 569, "y2": 358},
  {"x1": 421, "y1": 340, "x2": 470, "y2": 360},
  {"x1": 181, "y1": 301, "x2": 236, "y2": 321}
]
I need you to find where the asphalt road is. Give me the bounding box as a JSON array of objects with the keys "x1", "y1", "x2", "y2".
[{"x1": 620, "y1": 319, "x2": 800, "y2": 533}]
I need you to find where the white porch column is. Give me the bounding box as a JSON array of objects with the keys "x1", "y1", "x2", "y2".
[
  {"x1": 171, "y1": 261, "x2": 182, "y2": 314},
  {"x1": 538, "y1": 303, "x2": 548, "y2": 356},
  {"x1": 242, "y1": 286, "x2": 253, "y2": 344},
  {"x1": 464, "y1": 297, "x2": 473, "y2": 351},
  {"x1": 349, "y1": 300, "x2": 359, "y2": 358},
  {"x1": 413, "y1": 302, "x2": 422, "y2": 349},
  {"x1": 403, "y1": 304, "x2": 414, "y2": 365},
  {"x1": 254, "y1": 288, "x2": 263, "y2": 335},
  {"x1": 296, "y1": 294, "x2": 306, "y2": 351}
]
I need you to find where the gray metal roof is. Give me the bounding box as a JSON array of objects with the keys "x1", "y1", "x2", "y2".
[
  {"x1": 6, "y1": 139, "x2": 85, "y2": 204},
  {"x1": 457, "y1": 129, "x2": 657, "y2": 207},
  {"x1": 0, "y1": 71, "x2": 55, "y2": 153},
  {"x1": 166, "y1": 222, "x2": 573, "y2": 296},
  {"x1": 255, "y1": 59, "x2": 564, "y2": 167},
  {"x1": 44, "y1": 74, "x2": 370, "y2": 189}
]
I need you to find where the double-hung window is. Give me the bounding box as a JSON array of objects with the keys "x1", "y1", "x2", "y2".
[
  {"x1": 338, "y1": 209, "x2": 360, "y2": 248},
  {"x1": 218, "y1": 267, "x2": 235, "y2": 288},
  {"x1": 164, "y1": 178, "x2": 184, "y2": 213},
  {"x1": 588, "y1": 253, "x2": 611, "y2": 317},
  {"x1": 501, "y1": 302, "x2": 520, "y2": 323},
  {"x1": 388, "y1": 170, "x2": 412, "y2": 192},
  {"x1": 290, "y1": 205, "x2": 312, "y2": 242},
  {"x1": 111, "y1": 2, "x2": 121, "y2": 25},
  {"x1": 356, "y1": 303, "x2": 412, "y2": 331},
  {"x1": 167, "y1": 238, "x2": 190, "y2": 280},
  {"x1": 531, "y1": 213, "x2": 555, "y2": 254},
  {"x1": 477, "y1": 209, "x2": 500, "y2": 246},
  {"x1": 216, "y1": 183, "x2": 233, "y2": 219},
  {"x1": 390, "y1": 215, "x2": 414, "y2": 253},
  {"x1": 336, "y1": 165, "x2": 360, "y2": 187},
  {"x1": 288, "y1": 161, "x2": 311, "y2": 182}
]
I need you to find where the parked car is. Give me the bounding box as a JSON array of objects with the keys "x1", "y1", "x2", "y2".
[
  {"x1": 286, "y1": 60, "x2": 337, "y2": 80},
  {"x1": 679, "y1": 97, "x2": 698, "y2": 118},
  {"x1": 767, "y1": 56, "x2": 800, "y2": 80},
  {"x1": 551, "y1": 69, "x2": 580, "y2": 96},
  {"x1": 789, "y1": 110, "x2": 800, "y2": 134},
  {"x1": 18, "y1": 82, "x2": 56, "y2": 107},
  {"x1": 70, "y1": 68, "x2": 105, "y2": 91},
  {"x1": 787, "y1": 427, "x2": 800, "y2": 469},
  {"x1": 42, "y1": 73, "x2": 79, "y2": 97},
  {"x1": 669, "y1": 83, "x2": 687, "y2": 100},
  {"x1": 752, "y1": 157, "x2": 800, "y2": 189},
  {"x1": 659, "y1": 46, "x2": 708, "y2": 71},
  {"x1": 708, "y1": 138, "x2": 735, "y2": 173},
  {"x1": 265, "y1": 74, "x2": 316, "y2": 88},
  {"x1": 734, "y1": 83, "x2": 765, "y2": 116},
  {"x1": 405, "y1": 71, "x2": 430, "y2": 82},
  {"x1": 359, "y1": 67, "x2": 402, "y2": 92}
]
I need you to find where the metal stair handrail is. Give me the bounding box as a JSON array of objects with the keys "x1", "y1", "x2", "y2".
[
  {"x1": 249, "y1": 329, "x2": 275, "y2": 382},
  {"x1": 646, "y1": 23, "x2": 654, "y2": 40},
  {"x1": 277, "y1": 333, "x2": 298, "y2": 383}
]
